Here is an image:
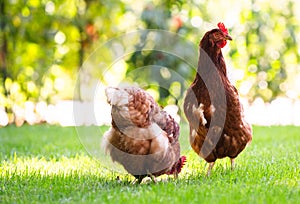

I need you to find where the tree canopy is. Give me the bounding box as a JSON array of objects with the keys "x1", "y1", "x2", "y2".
[{"x1": 1, "y1": 0, "x2": 300, "y2": 114}]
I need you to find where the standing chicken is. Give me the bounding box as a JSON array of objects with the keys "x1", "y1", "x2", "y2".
[
  {"x1": 183, "y1": 23, "x2": 252, "y2": 176},
  {"x1": 103, "y1": 86, "x2": 186, "y2": 183}
]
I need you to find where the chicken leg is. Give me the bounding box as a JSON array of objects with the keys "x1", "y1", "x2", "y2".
[
  {"x1": 206, "y1": 162, "x2": 215, "y2": 176},
  {"x1": 230, "y1": 158, "x2": 235, "y2": 170}
]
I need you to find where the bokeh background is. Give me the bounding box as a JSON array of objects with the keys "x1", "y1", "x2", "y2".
[{"x1": 1, "y1": 0, "x2": 300, "y2": 126}]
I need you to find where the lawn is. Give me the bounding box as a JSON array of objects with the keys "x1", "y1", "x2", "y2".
[{"x1": 0, "y1": 124, "x2": 299, "y2": 203}]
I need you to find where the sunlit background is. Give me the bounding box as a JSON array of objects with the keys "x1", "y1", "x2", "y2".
[{"x1": 0, "y1": 0, "x2": 300, "y2": 127}]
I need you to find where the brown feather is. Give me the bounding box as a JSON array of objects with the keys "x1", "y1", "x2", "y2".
[
  {"x1": 183, "y1": 24, "x2": 252, "y2": 172},
  {"x1": 103, "y1": 86, "x2": 186, "y2": 183}
]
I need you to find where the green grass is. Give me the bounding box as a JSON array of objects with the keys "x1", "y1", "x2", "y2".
[{"x1": 0, "y1": 124, "x2": 299, "y2": 203}]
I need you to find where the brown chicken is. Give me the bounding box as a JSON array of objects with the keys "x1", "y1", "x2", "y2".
[
  {"x1": 103, "y1": 86, "x2": 186, "y2": 183},
  {"x1": 183, "y1": 23, "x2": 252, "y2": 176}
]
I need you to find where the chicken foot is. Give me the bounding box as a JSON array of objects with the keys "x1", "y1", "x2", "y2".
[
  {"x1": 149, "y1": 174, "x2": 157, "y2": 183},
  {"x1": 132, "y1": 177, "x2": 144, "y2": 185},
  {"x1": 132, "y1": 173, "x2": 157, "y2": 185}
]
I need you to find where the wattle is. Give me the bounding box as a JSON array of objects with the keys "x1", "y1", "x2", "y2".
[{"x1": 217, "y1": 40, "x2": 227, "y2": 48}]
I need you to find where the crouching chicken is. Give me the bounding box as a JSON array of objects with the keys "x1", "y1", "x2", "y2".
[{"x1": 103, "y1": 86, "x2": 186, "y2": 183}]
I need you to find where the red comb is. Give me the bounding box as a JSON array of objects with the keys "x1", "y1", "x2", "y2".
[{"x1": 217, "y1": 22, "x2": 228, "y2": 35}]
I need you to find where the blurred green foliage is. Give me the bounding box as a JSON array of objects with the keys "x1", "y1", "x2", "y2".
[
  {"x1": 232, "y1": 0, "x2": 300, "y2": 101},
  {"x1": 0, "y1": 0, "x2": 300, "y2": 113}
]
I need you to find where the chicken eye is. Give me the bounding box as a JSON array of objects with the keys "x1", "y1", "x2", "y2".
[{"x1": 214, "y1": 33, "x2": 221, "y2": 39}]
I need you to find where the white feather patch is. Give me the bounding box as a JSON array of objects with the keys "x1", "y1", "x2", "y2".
[
  {"x1": 105, "y1": 87, "x2": 129, "y2": 106},
  {"x1": 210, "y1": 104, "x2": 216, "y2": 113},
  {"x1": 190, "y1": 129, "x2": 197, "y2": 141},
  {"x1": 192, "y1": 103, "x2": 207, "y2": 126}
]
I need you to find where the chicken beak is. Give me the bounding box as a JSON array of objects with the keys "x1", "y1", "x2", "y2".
[{"x1": 225, "y1": 35, "x2": 232, "y2": 41}]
